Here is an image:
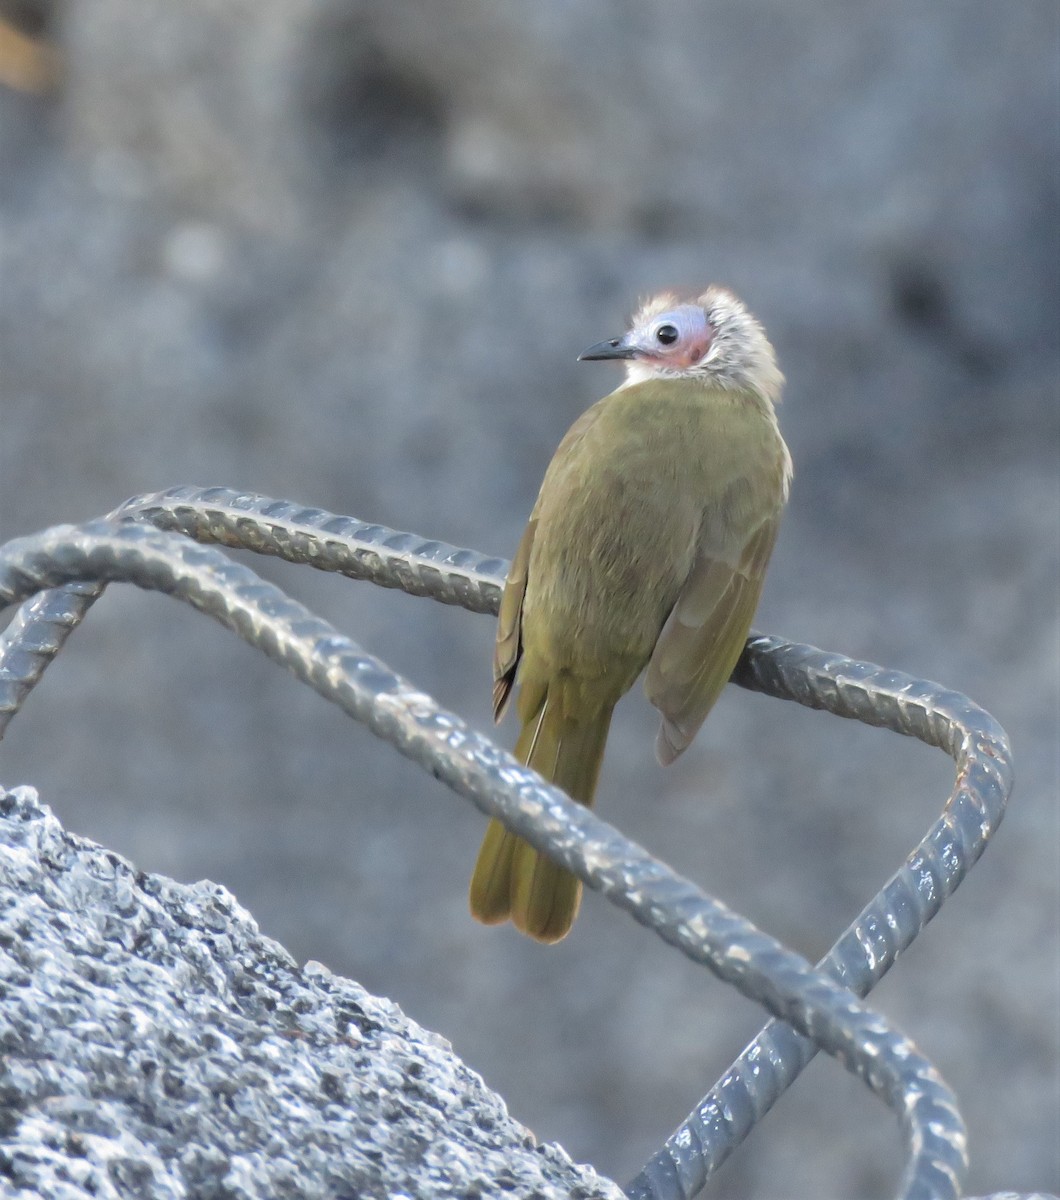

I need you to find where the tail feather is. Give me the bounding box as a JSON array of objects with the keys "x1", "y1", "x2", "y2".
[
  {"x1": 467, "y1": 819, "x2": 521, "y2": 925},
  {"x1": 469, "y1": 686, "x2": 613, "y2": 943}
]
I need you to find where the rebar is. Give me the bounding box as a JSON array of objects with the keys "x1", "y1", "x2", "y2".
[
  {"x1": 625, "y1": 637, "x2": 1014, "y2": 1199},
  {"x1": 0, "y1": 517, "x2": 967, "y2": 1200},
  {"x1": 0, "y1": 487, "x2": 1035, "y2": 1200}
]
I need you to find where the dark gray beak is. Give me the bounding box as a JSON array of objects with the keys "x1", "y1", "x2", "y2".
[{"x1": 578, "y1": 335, "x2": 636, "y2": 362}]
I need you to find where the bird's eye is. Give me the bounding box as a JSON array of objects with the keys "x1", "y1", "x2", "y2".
[{"x1": 655, "y1": 324, "x2": 679, "y2": 345}]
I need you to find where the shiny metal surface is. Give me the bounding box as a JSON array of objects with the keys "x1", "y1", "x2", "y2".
[
  {"x1": 626, "y1": 637, "x2": 1015, "y2": 1200},
  {"x1": 0, "y1": 488, "x2": 1029, "y2": 1200},
  {"x1": 115, "y1": 486, "x2": 506, "y2": 612}
]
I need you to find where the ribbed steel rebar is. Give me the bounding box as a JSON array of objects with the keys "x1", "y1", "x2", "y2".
[
  {"x1": 0, "y1": 580, "x2": 103, "y2": 741},
  {"x1": 0, "y1": 488, "x2": 1033, "y2": 1199},
  {"x1": 109, "y1": 491, "x2": 1015, "y2": 1196},
  {"x1": 624, "y1": 638, "x2": 1015, "y2": 1200},
  {"x1": 1, "y1": 486, "x2": 502, "y2": 744},
  {"x1": 0, "y1": 518, "x2": 968, "y2": 1200},
  {"x1": 114, "y1": 485, "x2": 506, "y2": 612}
]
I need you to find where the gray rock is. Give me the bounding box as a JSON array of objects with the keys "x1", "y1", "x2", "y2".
[{"x1": 0, "y1": 783, "x2": 621, "y2": 1200}]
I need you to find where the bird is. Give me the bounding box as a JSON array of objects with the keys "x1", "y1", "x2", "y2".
[{"x1": 468, "y1": 287, "x2": 792, "y2": 943}]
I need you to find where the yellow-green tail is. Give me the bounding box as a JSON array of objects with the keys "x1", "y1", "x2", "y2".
[{"x1": 469, "y1": 692, "x2": 613, "y2": 943}]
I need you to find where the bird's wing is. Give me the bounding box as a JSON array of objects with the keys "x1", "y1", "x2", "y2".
[
  {"x1": 492, "y1": 515, "x2": 537, "y2": 722},
  {"x1": 492, "y1": 398, "x2": 613, "y2": 723},
  {"x1": 645, "y1": 510, "x2": 781, "y2": 764}
]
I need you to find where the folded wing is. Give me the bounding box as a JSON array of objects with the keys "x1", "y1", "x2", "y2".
[
  {"x1": 645, "y1": 510, "x2": 781, "y2": 765},
  {"x1": 492, "y1": 516, "x2": 536, "y2": 722}
]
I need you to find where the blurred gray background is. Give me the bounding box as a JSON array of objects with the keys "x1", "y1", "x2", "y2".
[{"x1": 1, "y1": 2, "x2": 1057, "y2": 1196}]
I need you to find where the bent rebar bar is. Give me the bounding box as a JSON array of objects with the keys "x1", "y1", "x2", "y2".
[
  {"x1": 0, "y1": 518, "x2": 965, "y2": 1200},
  {"x1": 0, "y1": 487, "x2": 1027, "y2": 1199}
]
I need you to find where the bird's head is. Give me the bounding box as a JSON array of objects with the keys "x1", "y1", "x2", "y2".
[{"x1": 579, "y1": 286, "x2": 783, "y2": 404}]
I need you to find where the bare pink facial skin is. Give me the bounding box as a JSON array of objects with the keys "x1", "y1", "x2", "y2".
[{"x1": 626, "y1": 303, "x2": 715, "y2": 368}]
